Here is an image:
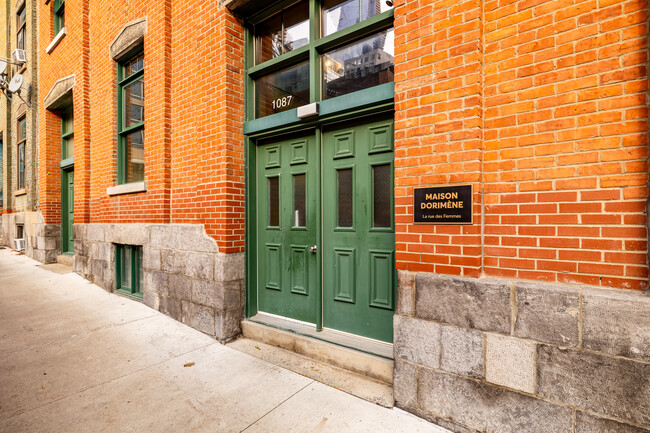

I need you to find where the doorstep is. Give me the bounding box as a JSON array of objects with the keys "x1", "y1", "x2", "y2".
[{"x1": 228, "y1": 318, "x2": 395, "y2": 407}]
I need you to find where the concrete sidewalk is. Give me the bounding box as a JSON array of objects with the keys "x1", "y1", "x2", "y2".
[{"x1": 0, "y1": 248, "x2": 449, "y2": 433}]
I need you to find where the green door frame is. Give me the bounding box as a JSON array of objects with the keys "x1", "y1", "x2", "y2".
[{"x1": 243, "y1": 0, "x2": 396, "y2": 338}]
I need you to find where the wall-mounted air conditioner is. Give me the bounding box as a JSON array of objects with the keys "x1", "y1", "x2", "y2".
[
  {"x1": 14, "y1": 238, "x2": 25, "y2": 251},
  {"x1": 12, "y1": 49, "x2": 26, "y2": 64}
]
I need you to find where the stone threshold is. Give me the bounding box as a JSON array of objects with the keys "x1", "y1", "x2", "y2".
[
  {"x1": 238, "y1": 319, "x2": 394, "y2": 385},
  {"x1": 228, "y1": 336, "x2": 394, "y2": 408}
]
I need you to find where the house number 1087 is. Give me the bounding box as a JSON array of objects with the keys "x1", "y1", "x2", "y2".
[{"x1": 272, "y1": 95, "x2": 293, "y2": 110}]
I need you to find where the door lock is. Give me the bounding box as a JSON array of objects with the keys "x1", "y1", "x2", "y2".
[{"x1": 309, "y1": 245, "x2": 318, "y2": 254}]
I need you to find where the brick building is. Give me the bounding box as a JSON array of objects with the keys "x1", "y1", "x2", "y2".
[
  {"x1": 1, "y1": 0, "x2": 44, "y2": 258},
  {"x1": 37, "y1": 0, "x2": 650, "y2": 432}
]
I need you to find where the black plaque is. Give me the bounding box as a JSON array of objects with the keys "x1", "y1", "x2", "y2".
[{"x1": 414, "y1": 185, "x2": 473, "y2": 224}]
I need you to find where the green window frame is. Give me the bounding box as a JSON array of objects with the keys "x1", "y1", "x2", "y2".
[
  {"x1": 61, "y1": 109, "x2": 74, "y2": 160},
  {"x1": 117, "y1": 52, "x2": 145, "y2": 185},
  {"x1": 244, "y1": 0, "x2": 394, "y2": 134},
  {"x1": 116, "y1": 244, "x2": 143, "y2": 298},
  {"x1": 54, "y1": 0, "x2": 65, "y2": 34},
  {"x1": 17, "y1": 6, "x2": 26, "y2": 51},
  {"x1": 17, "y1": 116, "x2": 26, "y2": 190}
]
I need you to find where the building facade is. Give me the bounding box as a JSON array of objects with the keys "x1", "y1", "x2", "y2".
[
  {"x1": 1, "y1": 0, "x2": 46, "y2": 259},
  {"x1": 37, "y1": 0, "x2": 650, "y2": 432}
]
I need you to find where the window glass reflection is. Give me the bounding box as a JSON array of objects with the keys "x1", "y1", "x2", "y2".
[
  {"x1": 124, "y1": 77, "x2": 144, "y2": 128},
  {"x1": 324, "y1": 0, "x2": 393, "y2": 36},
  {"x1": 323, "y1": 28, "x2": 394, "y2": 99},
  {"x1": 255, "y1": 3, "x2": 309, "y2": 65},
  {"x1": 293, "y1": 174, "x2": 306, "y2": 227},
  {"x1": 126, "y1": 129, "x2": 144, "y2": 183},
  {"x1": 256, "y1": 61, "x2": 310, "y2": 118}
]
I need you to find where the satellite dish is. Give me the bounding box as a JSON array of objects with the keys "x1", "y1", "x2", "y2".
[
  {"x1": 8, "y1": 74, "x2": 23, "y2": 93},
  {"x1": 0, "y1": 61, "x2": 6, "y2": 75}
]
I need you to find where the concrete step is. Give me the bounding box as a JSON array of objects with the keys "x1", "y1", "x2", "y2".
[
  {"x1": 228, "y1": 337, "x2": 395, "y2": 408},
  {"x1": 56, "y1": 254, "x2": 73, "y2": 266}
]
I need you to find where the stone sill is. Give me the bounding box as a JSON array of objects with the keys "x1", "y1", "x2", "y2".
[
  {"x1": 46, "y1": 28, "x2": 67, "y2": 54},
  {"x1": 14, "y1": 189, "x2": 26, "y2": 196},
  {"x1": 107, "y1": 181, "x2": 147, "y2": 196}
]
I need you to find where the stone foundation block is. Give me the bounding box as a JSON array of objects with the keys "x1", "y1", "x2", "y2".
[
  {"x1": 393, "y1": 359, "x2": 417, "y2": 408},
  {"x1": 86, "y1": 224, "x2": 105, "y2": 242},
  {"x1": 186, "y1": 252, "x2": 214, "y2": 280},
  {"x1": 143, "y1": 247, "x2": 161, "y2": 271},
  {"x1": 537, "y1": 345, "x2": 650, "y2": 426},
  {"x1": 215, "y1": 307, "x2": 243, "y2": 342},
  {"x1": 397, "y1": 271, "x2": 415, "y2": 316},
  {"x1": 485, "y1": 333, "x2": 535, "y2": 393},
  {"x1": 168, "y1": 274, "x2": 191, "y2": 301},
  {"x1": 161, "y1": 249, "x2": 187, "y2": 274},
  {"x1": 418, "y1": 368, "x2": 572, "y2": 433},
  {"x1": 109, "y1": 223, "x2": 147, "y2": 245},
  {"x1": 159, "y1": 295, "x2": 182, "y2": 322},
  {"x1": 583, "y1": 287, "x2": 650, "y2": 362},
  {"x1": 395, "y1": 315, "x2": 483, "y2": 377},
  {"x1": 143, "y1": 270, "x2": 168, "y2": 295},
  {"x1": 514, "y1": 282, "x2": 579, "y2": 346},
  {"x1": 415, "y1": 274, "x2": 511, "y2": 334},
  {"x1": 182, "y1": 302, "x2": 215, "y2": 336},
  {"x1": 576, "y1": 412, "x2": 650, "y2": 433},
  {"x1": 214, "y1": 252, "x2": 245, "y2": 282}
]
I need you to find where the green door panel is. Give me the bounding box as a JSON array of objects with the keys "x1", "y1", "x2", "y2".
[
  {"x1": 61, "y1": 169, "x2": 75, "y2": 254},
  {"x1": 256, "y1": 133, "x2": 319, "y2": 323},
  {"x1": 254, "y1": 117, "x2": 395, "y2": 342},
  {"x1": 322, "y1": 118, "x2": 395, "y2": 342}
]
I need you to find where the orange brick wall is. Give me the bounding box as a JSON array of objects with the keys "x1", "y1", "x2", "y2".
[
  {"x1": 39, "y1": 0, "x2": 91, "y2": 224},
  {"x1": 394, "y1": 0, "x2": 649, "y2": 290},
  {"x1": 41, "y1": 1, "x2": 245, "y2": 253}
]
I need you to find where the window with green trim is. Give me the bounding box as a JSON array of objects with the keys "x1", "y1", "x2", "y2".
[
  {"x1": 116, "y1": 244, "x2": 143, "y2": 298},
  {"x1": 117, "y1": 52, "x2": 144, "y2": 184},
  {"x1": 54, "y1": 0, "x2": 65, "y2": 34},
  {"x1": 17, "y1": 116, "x2": 26, "y2": 190},
  {"x1": 249, "y1": 0, "x2": 394, "y2": 119},
  {"x1": 61, "y1": 109, "x2": 74, "y2": 159}
]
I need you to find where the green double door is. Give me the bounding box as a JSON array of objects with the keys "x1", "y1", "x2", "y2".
[{"x1": 256, "y1": 118, "x2": 395, "y2": 342}]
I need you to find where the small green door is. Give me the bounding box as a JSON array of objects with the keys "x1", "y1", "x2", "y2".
[
  {"x1": 255, "y1": 118, "x2": 395, "y2": 342},
  {"x1": 256, "y1": 133, "x2": 320, "y2": 323},
  {"x1": 62, "y1": 170, "x2": 74, "y2": 253},
  {"x1": 322, "y1": 118, "x2": 395, "y2": 342}
]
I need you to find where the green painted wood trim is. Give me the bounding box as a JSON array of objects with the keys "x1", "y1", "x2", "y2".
[
  {"x1": 117, "y1": 68, "x2": 144, "y2": 86},
  {"x1": 247, "y1": 45, "x2": 310, "y2": 78},
  {"x1": 59, "y1": 157, "x2": 74, "y2": 168},
  {"x1": 120, "y1": 121, "x2": 145, "y2": 136},
  {"x1": 245, "y1": 136, "x2": 258, "y2": 318},
  {"x1": 314, "y1": 130, "x2": 322, "y2": 331},
  {"x1": 243, "y1": 82, "x2": 394, "y2": 136}
]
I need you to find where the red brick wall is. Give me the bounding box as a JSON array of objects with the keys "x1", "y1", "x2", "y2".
[
  {"x1": 40, "y1": 1, "x2": 245, "y2": 253},
  {"x1": 395, "y1": 0, "x2": 649, "y2": 289},
  {"x1": 170, "y1": 3, "x2": 245, "y2": 253},
  {"x1": 39, "y1": 0, "x2": 91, "y2": 224}
]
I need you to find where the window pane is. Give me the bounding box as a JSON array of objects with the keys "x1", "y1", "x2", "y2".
[
  {"x1": 324, "y1": 0, "x2": 393, "y2": 36},
  {"x1": 17, "y1": 28, "x2": 25, "y2": 50},
  {"x1": 268, "y1": 177, "x2": 279, "y2": 226},
  {"x1": 18, "y1": 143, "x2": 25, "y2": 189},
  {"x1": 283, "y1": 2, "x2": 309, "y2": 53},
  {"x1": 18, "y1": 8, "x2": 25, "y2": 26},
  {"x1": 324, "y1": 0, "x2": 359, "y2": 37},
  {"x1": 136, "y1": 246, "x2": 143, "y2": 294},
  {"x1": 362, "y1": 0, "x2": 393, "y2": 20},
  {"x1": 121, "y1": 247, "x2": 132, "y2": 289},
  {"x1": 372, "y1": 164, "x2": 391, "y2": 227},
  {"x1": 124, "y1": 53, "x2": 144, "y2": 78},
  {"x1": 293, "y1": 174, "x2": 306, "y2": 227},
  {"x1": 323, "y1": 28, "x2": 394, "y2": 99},
  {"x1": 63, "y1": 137, "x2": 74, "y2": 159},
  {"x1": 337, "y1": 168, "x2": 353, "y2": 227},
  {"x1": 62, "y1": 112, "x2": 73, "y2": 134},
  {"x1": 256, "y1": 13, "x2": 282, "y2": 64},
  {"x1": 125, "y1": 129, "x2": 144, "y2": 183},
  {"x1": 18, "y1": 118, "x2": 26, "y2": 140},
  {"x1": 256, "y1": 61, "x2": 309, "y2": 118},
  {"x1": 124, "y1": 77, "x2": 144, "y2": 128},
  {"x1": 255, "y1": 3, "x2": 309, "y2": 65}
]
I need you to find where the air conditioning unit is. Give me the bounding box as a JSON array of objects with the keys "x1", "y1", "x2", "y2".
[
  {"x1": 14, "y1": 238, "x2": 25, "y2": 251},
  {"x1": 12, "y1": 49, "x2": 26, "y2": 64}
]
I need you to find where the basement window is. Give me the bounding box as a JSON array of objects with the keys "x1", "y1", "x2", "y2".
[{"x1": 115, "y1": 244, "x2": 143, "y2": 299}]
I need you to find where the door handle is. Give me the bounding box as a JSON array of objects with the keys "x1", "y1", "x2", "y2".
[{"x1": 309, "y1": 245, "x2": 318, "y2": 254}]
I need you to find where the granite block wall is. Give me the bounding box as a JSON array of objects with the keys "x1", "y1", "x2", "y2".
[
  {"x1": 74, "y1": 223, "x2": 244, "y2": 342},
  {"x1": 394, "y1": 272, "x2": 650, "y2": 433}
]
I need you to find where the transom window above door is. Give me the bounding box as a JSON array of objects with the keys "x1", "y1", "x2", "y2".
[{"x1": 247, "y1": 0, "x2": 394, "y2": 120}]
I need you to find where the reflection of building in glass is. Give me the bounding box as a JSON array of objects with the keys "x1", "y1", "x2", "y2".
[
  {"x1": 343, "y1": 48, "x2": 393, "y2": 79},
  {"x1": 257, "y1": 63, "x2": 310, "y2": 117}
]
